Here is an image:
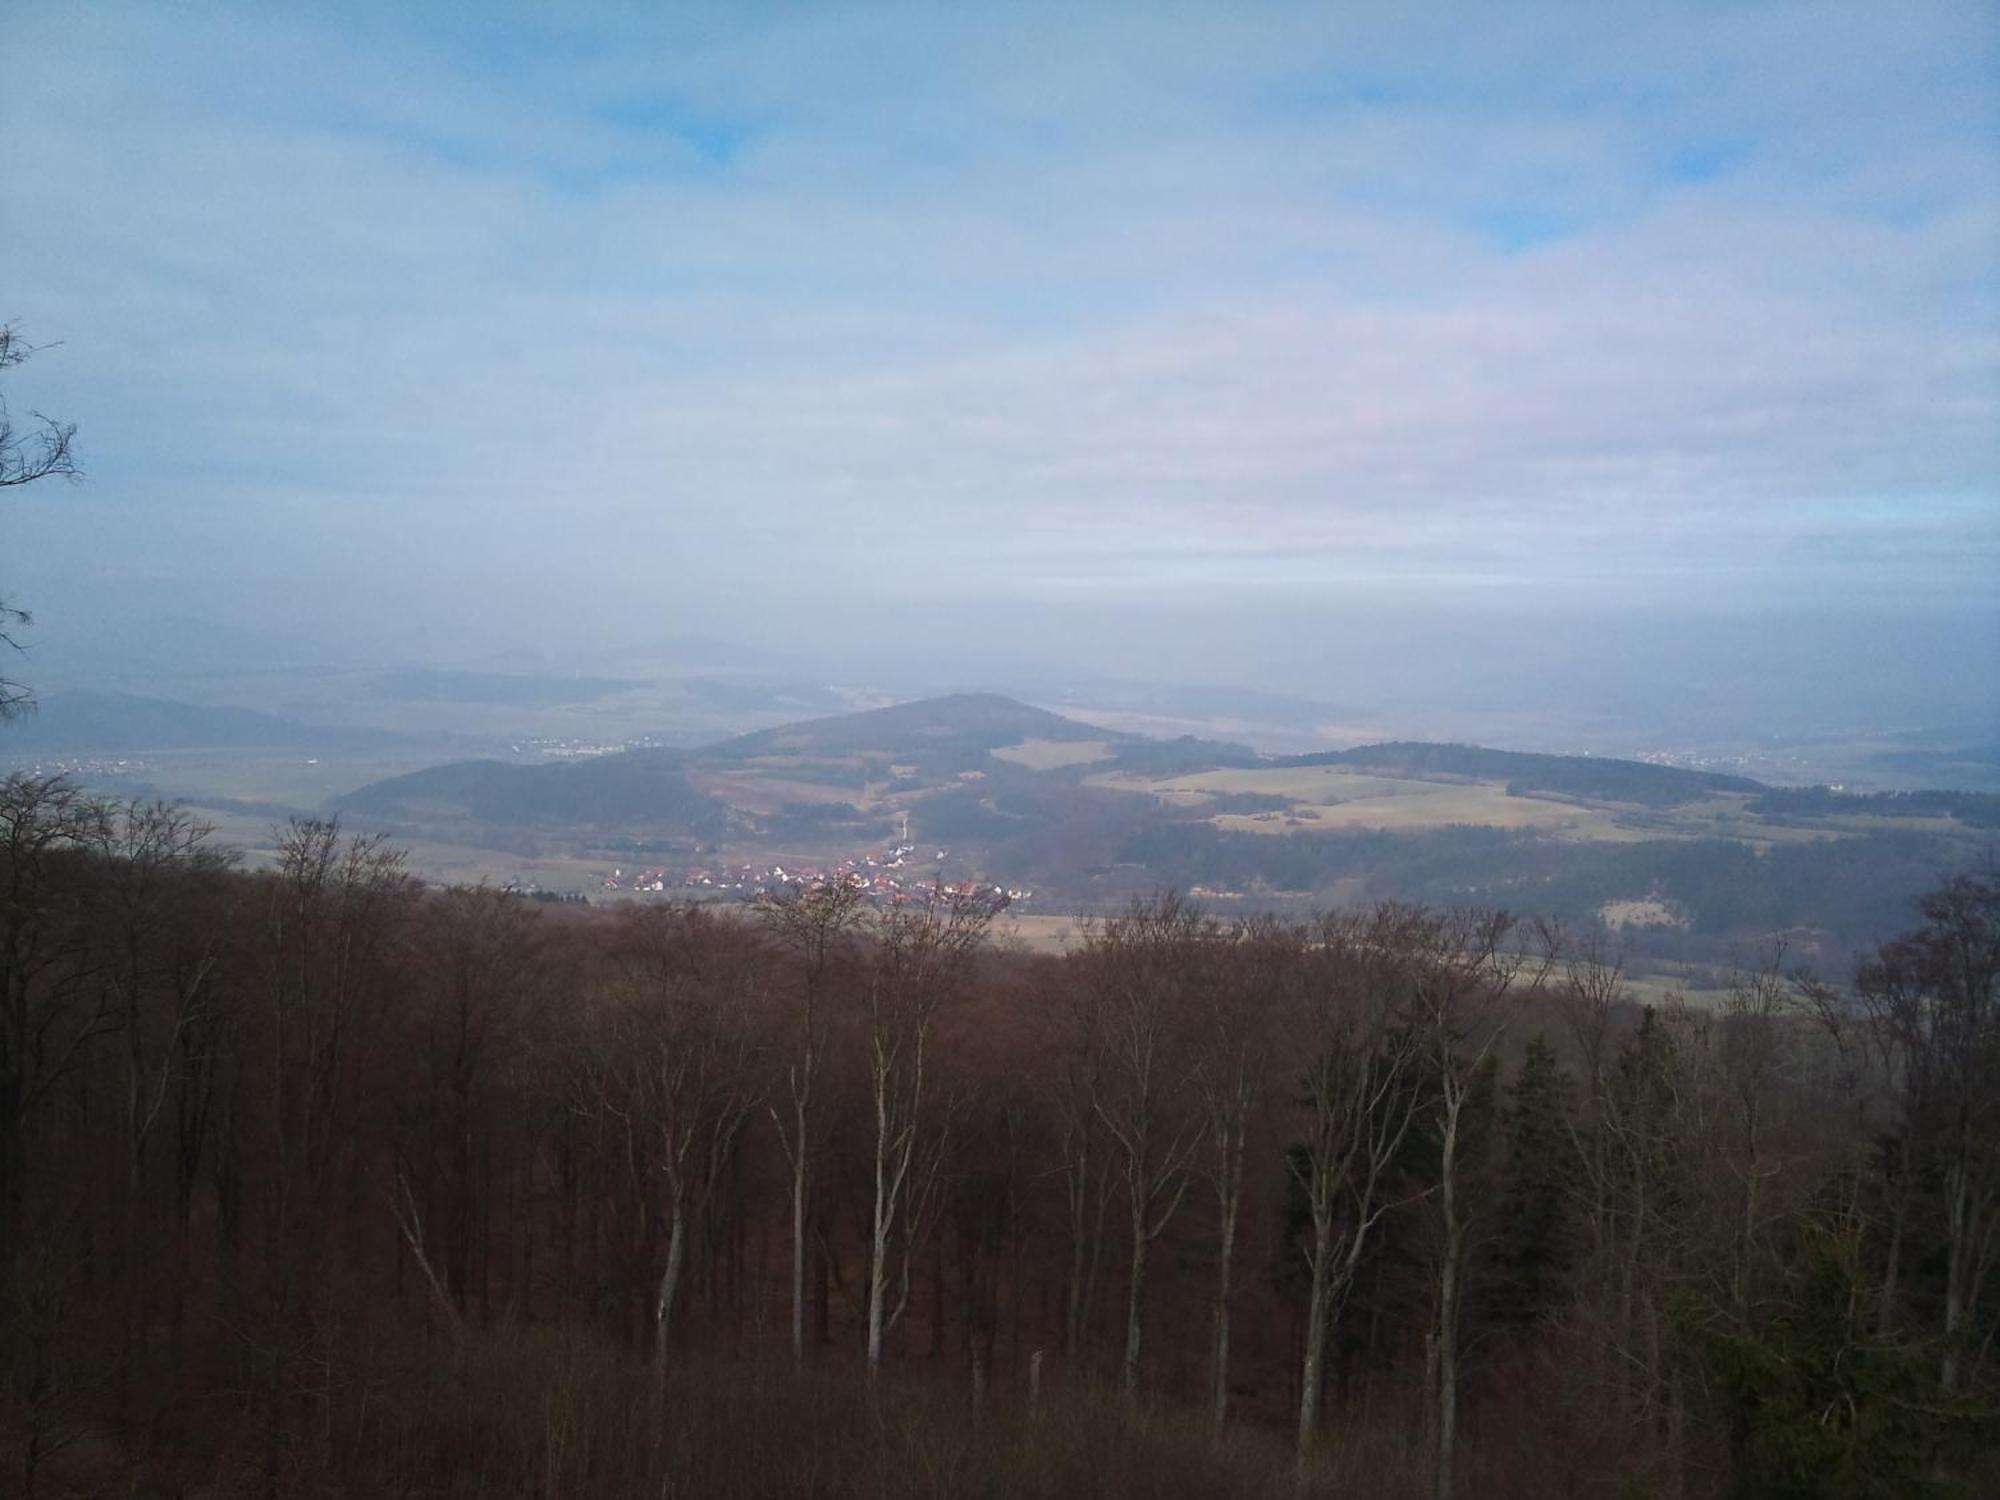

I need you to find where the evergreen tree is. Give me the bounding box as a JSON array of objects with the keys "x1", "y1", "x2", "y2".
[
  {"x1": 1682, "y1": 1227, "x2": 1994, "y2": 1499},
  {"x1": 1486, "y1": 1033, "x2": 1579, "y2": 1330}
]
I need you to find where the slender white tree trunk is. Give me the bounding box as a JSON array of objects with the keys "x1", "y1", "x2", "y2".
[
  {"x1": 1210, "y1": 1131, "x2": 1242, "y2": 1431},
  {"x1": 866, "y1": 1123, "x2": 891, "y2": 1376},
  {"x1": 655, "y1": 1193, "x2": 687, "y2": 1371},
  {"x1": 789, "y1": 1104, "x2": 807, "y2": 1370},
  {"x1": 1122, "y1": 1201, "x2": 1148, "y2": 1398},
  {"x1": 1297, "y1": 1215, "x2": 1332, "y2": 1460}
]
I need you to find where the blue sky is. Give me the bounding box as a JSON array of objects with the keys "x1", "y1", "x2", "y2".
[{"x1": 1, "y1": 1, "x2": 1994, "y2": 696}]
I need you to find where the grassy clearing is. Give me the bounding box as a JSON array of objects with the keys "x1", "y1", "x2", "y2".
[
  {"x1": 1123, "y1": 765, "x2": 1447, "y2": 802},
  {"x1": 1097, "y1": 766, "x2": 1904, "y2": 846},
  {"x1": 1208, "y1": 780, "x2": 1644, "y2": 840},
  {"x1": 993, "y1": 737, "x2": 1117, "y2": 770},
  {"x1": 688, "y1": 768, "x2": 867, "y2": 812},
  {"x1": 993, "y1": 913, "x2": 1087, "y2": 952}
]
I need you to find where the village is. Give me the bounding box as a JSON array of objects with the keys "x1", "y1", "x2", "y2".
[{"x1": 599, "y1": 840, "x2": 1034, "y2": 908}]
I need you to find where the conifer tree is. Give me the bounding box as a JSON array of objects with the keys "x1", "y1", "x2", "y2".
[{"x1": 1487, "y1": 1033, "x2": 1579, "y2": 1331}]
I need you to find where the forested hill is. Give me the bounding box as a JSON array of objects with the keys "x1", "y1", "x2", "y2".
[
  {"x1": 1277, "y1": 742, "x2": 1764, "y2": 807},
  {"x1": 335, "y1": 749, "x2": 728, "y2": 835},
  {"x1": 703, "y1": 691, "x2": 1125, "y2": 761}
]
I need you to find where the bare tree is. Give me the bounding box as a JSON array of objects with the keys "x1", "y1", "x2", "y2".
[
  {"x1": 0, "y1": 776, "x2": 111, "y2": 1253},
  {"x1": 253, "y1": 818, "x2": 408, "y2": 1499},
  {"x1": 390, "y1": 885, "x2": 543, "y2": 1321},
  {"x1": 1195, "y1": 914, "x2": 1291, "y2": 1431},
  {"x1": 1082, "y1": 892, "x2": 1207, "y2": 1400},
  {"x1": 1408, "y1": 909, "x2": 1551, "y2": 1500},
  {"x1": 862, "y1": 886, "x2": 995, "y2": 1376},
  {"x1": 758, "y1": 877, "x2": 869, "y2": 1367},
  {"x1": 1853, "y1": 873, "x2": 2000, "y2": 1389},
  {"x1": 606, "y1": 904, "x2": 766, "y2": 1371},
  {"x1": 87, "y1": 801, "x2": 234, "y2": 1391},
  {"x1": 1040, "y1": 953, "x2": 1116, "y2": 1368},
  {"x1": 1712, "y1": 949, "x2": 1800, "y2": 1324},
  {"x1": 0, "y1": 325, "x2": 80, "y2": 719},
  {"x1": 1292, "y1": 904, "x2": 1429, "y2": 1462}
]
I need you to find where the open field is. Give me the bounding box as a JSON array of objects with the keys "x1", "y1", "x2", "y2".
[
  {"x1": 1128, "y1": 765, "x2": 1455, "y2": 801},
  {"x1": 1088, "y1": 762, "x2": 1969, "y2": 847},
  {"x1": 1215, "y1": 791, "x2": 1641, "y2": 840},
  {"x1": 991, "y1": 912, "x2": 1088, "y2": 952},
  {"x1": 1101, "y1": 764, "x2": 1655, "y2": 841},
  {"x1": 686, "y1": 768, "x2": 865, "y2": 812},
  {"x1": 992, "y1": 737, "x2": 1117, "y2": 770}
]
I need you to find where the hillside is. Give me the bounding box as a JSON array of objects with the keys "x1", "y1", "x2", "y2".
[
  {"x1": 321, "y1": 692, "x2": 1995, "y2": 976},
  {"x1": 335, "y1": 748, "x2": 728, "y2": 839},
  {"x1": 1277, "y1": 742, "x2": 1763, "y2": 807},
  {"x1": 703, "y1": 691, "x2": 1123, "y2": 762},
  {"x1": 331, "y1": 692, "x2": 1119, "y2": 848}
]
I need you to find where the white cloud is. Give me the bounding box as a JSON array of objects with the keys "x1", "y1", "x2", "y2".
[{"x1": 0, "y1": 0, "x2": 1992, "y2": 647}]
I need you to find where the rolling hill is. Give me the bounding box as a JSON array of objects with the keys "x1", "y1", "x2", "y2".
[
  {"x1": 330, "y1": 693, "x2": 1118, "y2": 845},
  {"x1": 325, "y1": 693, "x2": 1998, "y2": 971},
  {"x1": 336, "y1": 748, "x2": 728, "y2": 839},
  {"x1": 0, "y1": 690, "x2": 403, "y2": 753},
  {"x1": 704, "y1": 692, "x2": 1123, "y2": 762}
]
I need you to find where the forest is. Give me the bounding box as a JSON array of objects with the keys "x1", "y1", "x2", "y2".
[{"x1": 2, "y1": 769, "x2": 1997, "y2": 1498}]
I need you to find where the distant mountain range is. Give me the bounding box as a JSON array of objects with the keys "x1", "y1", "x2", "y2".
[
  {"x1": 328, "y1": 691, "x2": 1780, "y2": 841},
  {"x1": 33, "y1": 687, "x2": 1971, "y2": 975},
  {"x1": 0, "y1": 691, "x2": 404, "y2": 753},
  {"x1": 330, "y1": 693, "x2": 1101, "y2": 838}
]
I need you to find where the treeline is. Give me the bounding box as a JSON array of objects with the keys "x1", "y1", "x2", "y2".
[
  {"x1": 1271, "y1": 743, "x2": 1762, "y2": 807},
  {"x1": 1114, "y1": 821, "x2": 1974, "y2": 961},
  {"x1": 1748, "y1": 785, "x2": 2000, "y2": 830},
  {"x1": 2, "y1": 770, "x2": 1997, "y2": 1497}
]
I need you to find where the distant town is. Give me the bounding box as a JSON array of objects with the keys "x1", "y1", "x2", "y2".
[{"x1": 598, "y1": 841, "x2": 1033, "y2": 907}]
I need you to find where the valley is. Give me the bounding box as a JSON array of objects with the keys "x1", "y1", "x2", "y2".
[{"x1": 9, "y1": 687, "x2": 1991, "y2": 998}]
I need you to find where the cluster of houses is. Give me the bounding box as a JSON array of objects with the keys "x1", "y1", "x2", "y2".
[
  {"x1": 516, "y1": 734, "x2": 666, "y2": 760},
  {"x1": 599, "y1": 840, "x2": 1032, "y2": 908}
]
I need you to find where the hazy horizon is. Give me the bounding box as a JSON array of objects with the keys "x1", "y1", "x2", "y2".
[{"x1": 2, "y1": 1, "x2": 1996, "y2": 743}]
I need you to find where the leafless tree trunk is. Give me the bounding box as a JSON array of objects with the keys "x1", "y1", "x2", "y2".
[
  {"x1": 1849, "y1": 875, "x2": 2000, "y2": 1389},
  {"x1": 863, "y1": 887, "x2": 994, "y2": 1376},
  {"x1": 1292, "y1": 905, "x2": 1428, "y2": 1462},
  {"x1": 759, "y1": 879, "x2": 867, "y2": 1369},
  {"x1": 1197, "y1": 915, "x2": 1288, "y2": 1431},
  {"x1": 1410, "y1": 908, "x2": 1547, "y2": 1500},
  {"x1": 1044, "y1": 963, "x2": 1114, "y2": 1366},
  {"x1": 1081, "y1": 894, "x2": 1205, "y2": 1400}
]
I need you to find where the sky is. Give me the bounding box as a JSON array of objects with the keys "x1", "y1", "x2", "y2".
[{"x1": 2, "y1": 1, "x2": 1996, "y2": 722}]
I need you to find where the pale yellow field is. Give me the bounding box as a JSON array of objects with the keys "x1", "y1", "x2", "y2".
[
  {"x1": 1111, "y1": 765, "x2": 1645, "y2": 840},
  {"x1": 687, "y1": 769, "x2": 864, "y2": 813},
  {"x1": 1084, "y1": 764, "x2": 1904, "y2": 846},
  {"x1": 990, "y1": 913, "x2": 1087, "y2": 953},
  {"x1": 992, "y1": 738, "x2": 1116, "y2": 770},
  {"x1": 1212, "y1": 791, "x2": 1642, "y2": 839},
  {"x1": 1120, "y1": 765, "x2": 1449, "y2": 802}
]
